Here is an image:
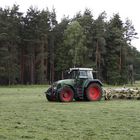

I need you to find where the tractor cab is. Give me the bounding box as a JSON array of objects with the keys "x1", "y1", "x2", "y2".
[{"x1": 68, "y1": 68, "x2": 94, "y2": 80}]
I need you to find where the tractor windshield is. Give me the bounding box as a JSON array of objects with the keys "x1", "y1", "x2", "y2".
[{"x1": 68, "y1": 70, "x2": 79, "y2": 79}]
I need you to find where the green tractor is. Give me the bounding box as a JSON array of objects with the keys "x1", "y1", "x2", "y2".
[{"x1": 45, "y1": 68, "x2": 103, "y2": 102}]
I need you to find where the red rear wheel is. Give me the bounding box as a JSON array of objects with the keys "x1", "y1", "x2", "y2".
[
  {"x1": 59, "y1": 86, "x2": 74, "y2": 102},
  {"x1": 86, "y1": 83, "x2": 102, "y2": 101}
]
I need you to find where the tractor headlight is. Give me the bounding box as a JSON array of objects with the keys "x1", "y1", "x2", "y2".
[{"x1": 52, "y1": 83, "x2": 57, "y2": 90}]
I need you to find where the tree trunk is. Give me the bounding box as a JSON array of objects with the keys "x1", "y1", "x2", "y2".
[
  {"x1": 30, "y1": 55, "x2": 35, "y2": 84},
  {"x1": 40, "y1": 41, "x2": 45, "y2": 84},
  {"x1": 7, "y1": 59, "x2": 11, "y2": 86},
  {"x1": 61, "y1": 71, "x2": 64, "y2": 79},
  {"x1": 119, "y1": 46, "x2": 122, "y2": 72},
  {"x1": 20, "y1": 47, "x2": 24, "y2": 84},
  {"x1": 96, "y1": 40, "x2": 100, "y2": 78},
  {"x1": 50, "y1": 33, "x2": 55, "y2": 83},
  {"x1": 44, "y1": 41, "x2": 48, "y2": 83}
]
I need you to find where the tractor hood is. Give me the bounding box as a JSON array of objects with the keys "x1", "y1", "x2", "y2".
[
  {"x1": 51, "y1": 79, "x2": 75, "y2": 89},
  {"x1": 56, "y1": 79, "x2": 75, "y2": 86}
]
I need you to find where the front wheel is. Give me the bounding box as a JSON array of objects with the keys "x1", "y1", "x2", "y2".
[
  {"x1": 45, "y1": 87, "x2": 56, "y2": 101},
  {"x1": 46, "y1": 94, "x2": 55, "y2": 101},
  {"x1": 58, "y1": 86, "x2": 74, "y2": 102},
  {"x1": 86, "y1": 83, "x2": 102, "y2": 101}
]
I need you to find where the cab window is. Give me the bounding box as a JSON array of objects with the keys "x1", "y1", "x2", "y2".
[{"x1": 79, "y1": 70, "x2": 88, "y2": 78}]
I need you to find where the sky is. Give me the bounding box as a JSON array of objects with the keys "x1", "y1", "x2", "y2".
[{"x1": 0, "y1": 0, "x2": 140, "y2": 51}]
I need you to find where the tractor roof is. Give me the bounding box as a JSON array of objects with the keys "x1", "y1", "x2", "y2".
[{"x1": 70, "y1": 68, "x2": 93, "y2": 71}]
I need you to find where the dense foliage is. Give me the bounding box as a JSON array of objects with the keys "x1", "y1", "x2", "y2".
[{"x1": 0, "y1": 5, "x2": 139, "y2": 85}]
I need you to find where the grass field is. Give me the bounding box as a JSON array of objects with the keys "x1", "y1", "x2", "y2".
[{"x1": 0, "y1": 85, "x2": 140, "y2": 140}]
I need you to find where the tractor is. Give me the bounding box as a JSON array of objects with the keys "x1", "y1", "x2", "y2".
[{"x1": 45, "y1": 68, "x2": 103, "y2": 102}]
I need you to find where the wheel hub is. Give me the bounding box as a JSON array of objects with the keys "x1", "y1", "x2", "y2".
[{"x1": 63, "y1": 92, "x2": 68, "y2": 98}]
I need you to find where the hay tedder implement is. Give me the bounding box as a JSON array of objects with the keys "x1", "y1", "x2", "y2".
[{"x1": 104, "y1": 87, "x2": 140, "y2": 100}]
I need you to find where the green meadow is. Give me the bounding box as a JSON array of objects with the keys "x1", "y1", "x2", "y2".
[{"x1": 0, "y1": 85, "x2": 140, "y2": 140}]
